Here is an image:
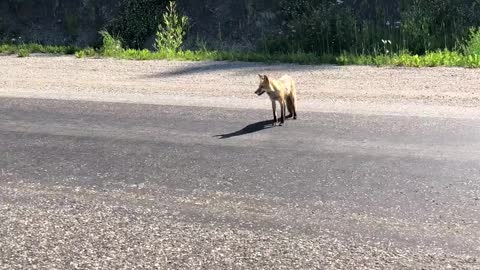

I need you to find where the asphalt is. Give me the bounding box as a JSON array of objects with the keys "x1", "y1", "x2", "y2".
[{"x1": 1, "y1": 97, "x2": 479, "y2": 269}]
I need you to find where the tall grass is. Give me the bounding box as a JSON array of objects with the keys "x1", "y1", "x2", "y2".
[
  {"x1": 73, "y1": 29, "x2": 480, "y2": 67},
  {"x1": 274, "y1": 0, "x2": 480, "y2": 56}
]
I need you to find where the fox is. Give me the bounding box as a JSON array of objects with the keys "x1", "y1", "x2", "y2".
[{"x1": 255, "y1": 74, "x2": 297, "y2": 126}]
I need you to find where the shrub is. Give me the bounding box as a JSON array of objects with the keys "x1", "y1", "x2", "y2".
[
  {"x1": 465, "y1": 27, "x2": 480, "y2": 55},
  {"x1": 107, "y1": 0, "x2": 169, "y2": 49},
  {"x1": 17, "y1": 48, "x2": 30, "y2": 57},
  {"x1": 274, "y1": 0, "x2": 359, "y2": 55},
  {"x1": 269, "y1": 0, "x2": 480, "y2": 56},
  {"x1": 154, "y1": 1, "x2": 189, "y2": 53},
  {"x1": 99, "y1": 31, "x2": 123, "y2": 57},
  {"x1": 0, "y1": 44, "x2": 15, "y2": 54}
]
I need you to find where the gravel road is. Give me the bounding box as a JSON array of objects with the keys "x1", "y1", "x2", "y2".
[
  {"x1": 1, "y1": 55, "x2": 480, "y2": 118},
  {"x1": 1, "y1": 56, "x2": 480, "y2": 269}
]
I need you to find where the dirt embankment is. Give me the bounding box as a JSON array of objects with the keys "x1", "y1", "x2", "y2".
[{"x1": 1, "y1": 55, "x2": 479, "y2": 119}]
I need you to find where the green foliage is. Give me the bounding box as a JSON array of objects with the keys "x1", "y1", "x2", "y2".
[
  {"x1": 2, "y1": 39, "x2": 480, "y2": 68},
  {"x1": 64, "y1": 13, "x2": 79, "y2": 38},
  {"x1": 17, "y1": 48, "x2": 30, "y2": 57},
  {"x1": 99, "y1": 31, "x2": 123, "y2": 57},
  {"x1": 92, "y1": 34, "x2": 480, "y2": 67},
  {"x1": 120, "y1": 48, "x2": 155, "y2": 60},
  {"x1": 107, "y1": 0, "x2": 169, "y2": 49},
  {"x1": 268, "y1": 0, "x2": 480, "y2": 56},
  {"x1": 75, "y1": 47, "x2": 97, "y2": 58},
  {"x1": 465, "y1": 27, "x2": 480, "y2": 55},
  {"x1": 336, "y1": 50, "x2": 480, "y2": 68},
  {"x1": 400, "y1": 0, "x2": 433, "y2": 54},
  {"x1": 0, "y1": 43, "x2": 79, "y2": 55},
  {"x1": 273, "y1": 0, "x2": 359, "y2": 55},
  {"x1": 194, "y1": 35, "x2": 209, "y2": 52},
  {"x1": 155, "y1": 1, "x2": 189, "y2": 53},
  {"x1": 0, "y1": 44, "x2": 15, "y2": 54}
]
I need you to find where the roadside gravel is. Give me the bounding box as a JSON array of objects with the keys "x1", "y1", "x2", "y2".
[
  {"x1": 1, "y1": 55, "x2": 480, "y2": 118},
  {"x1": 1, "y1": 182, "x2": 477, "y2": 270},
  {"x1": 1, "y1": 55, "x2": 480, "y2": 269}
]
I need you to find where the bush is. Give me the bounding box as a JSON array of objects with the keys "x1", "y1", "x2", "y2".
[
  {"x1": 99, "y1": 31, "x2": 123, "y2": 57},
  {"x1": 465, "y1": 27, "x2": 480, "y2": 55},
  {"x1": 268, "y1": 0, "x2": 480, "y2": 56},
  {"x1": 155, "y1": 1, "x2": 189, "y2": 53},
  {"x1": 0, "y1": 44, "x2": 14, "y2": 54},
  {"x1": 107, "y1": 0, "x2": 169, "y2": 49},
  {"x1": 17, "y1": 48, "x2": 30, "y2": 57},
  {"x1": 273, "y1": 0, "x2": 358, "y2": 55}
]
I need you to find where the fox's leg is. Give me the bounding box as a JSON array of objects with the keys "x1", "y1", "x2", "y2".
[
  {"x1": 279, "y1": 100, "x2": 286, "y2": 126},
  {"x1": 286, "y1": 96, "x2": 293, "y2": 119},
  {"x1": 291, "y1": 95, "x2": 297, "y2": 120},
  {"x1": 291, "y1": 81, "x2": 298, "y2": 120},
  {"x1": 271, "y1": 100, "x2": 277, "y2": 126}
]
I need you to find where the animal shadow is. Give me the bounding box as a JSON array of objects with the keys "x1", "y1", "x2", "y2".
[{"x1": 214, "y1": 120, "x2": 273, "y2": 139}]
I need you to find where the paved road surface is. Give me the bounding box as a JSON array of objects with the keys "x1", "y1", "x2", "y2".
[{"x1": 1, "y1": 97, "x2": 479, "y2": 269}]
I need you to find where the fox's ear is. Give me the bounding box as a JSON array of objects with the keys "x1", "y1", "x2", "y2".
[
  {"x1": 264, "y1": 75, "x2": 270, "y2": 83},
  {"x1": 258, "y1": 74, "x2": 264, "y2": 80}
]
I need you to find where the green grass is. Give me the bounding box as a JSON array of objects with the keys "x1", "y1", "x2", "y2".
[
  {"x1": 2, "y1": 43, "x2": 480, "y2": 67},
  {"x1": 77, "y1": 46, "x2": 480, "y2": 67},
  {"x1": 337, "y1": 50, "x2": 480, "y2": 68},
  {"x1": 0, "y1": 43, "x2": 79, "y2": 56},
  {"x1": 17, "y1": 48, "x2": 30, "y2": 57},
  {"x1": 74, "y1": 47, "x2": 97, "y2": 58}
]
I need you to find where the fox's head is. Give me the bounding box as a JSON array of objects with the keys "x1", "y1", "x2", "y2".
[{"x1": 255, "y1": 74, "x2": 271, "y2": 96}]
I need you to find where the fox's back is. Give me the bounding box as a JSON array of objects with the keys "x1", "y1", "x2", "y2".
[{"x1": 278, "y1": 75, "x2": 295, "y2": 96}]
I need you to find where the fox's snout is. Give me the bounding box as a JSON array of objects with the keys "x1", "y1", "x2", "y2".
[{"x1": 255, "y1": 88, "x2": 265, "y2": 96}]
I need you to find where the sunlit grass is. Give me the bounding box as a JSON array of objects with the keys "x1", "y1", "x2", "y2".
[
  {"x1": 337, "y1": 50, "x2": 480, "y2": 68},
  {"x1": 2, "y1": 43, "x2": 480, "y2": 68}
]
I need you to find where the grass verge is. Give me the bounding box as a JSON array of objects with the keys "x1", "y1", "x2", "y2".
[
  {"x1": 1, "y1": 43, "x2": 480, "y2": 67},
  {"x1": 1, "y1": 44, "x2": 79, "y2": 56}
]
